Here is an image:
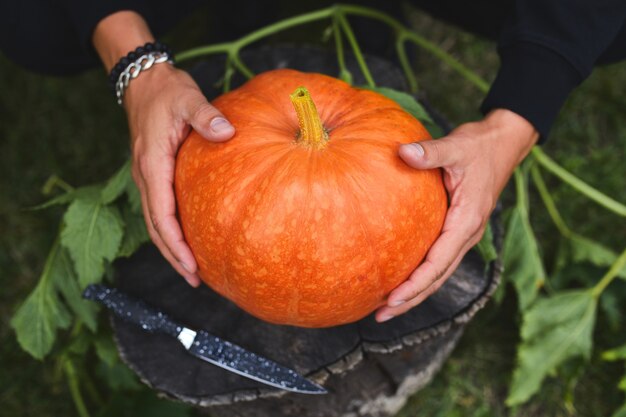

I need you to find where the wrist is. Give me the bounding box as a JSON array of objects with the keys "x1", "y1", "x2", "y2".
[
  {"x1": 93, "y1": 11, "x2": 155, "y2": 72},
  {"x1": 483, "y1": 108, "x2": 539, "y2": 164},
  {"x1": 123, "y1": 63, "x2": 177, "y2": 108}
]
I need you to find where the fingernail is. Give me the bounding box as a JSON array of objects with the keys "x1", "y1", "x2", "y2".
[
  {"x1": 389, "y1": 299, "x2": 405, "y2": 307},
  {"x1": 408, "y1": 143, "x2": 425, "y2": 157},
  {"x1": 210, "y1": 117, "x2": 233, "y2": 134},
  {"x1": 379, "y1": 314, "x2": 394, "y2": 323},
  {"x1": 180, "y1": 262, "x2": 193, "y2": 273}
]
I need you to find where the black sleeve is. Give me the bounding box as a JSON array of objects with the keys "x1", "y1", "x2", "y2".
[
  {"x1": 58, "y1": 0, "x2": 155, "y2": 52},
  {"x1": 58, "y1": 0, "x2": 203, "y2": 54},
  {"x1": 480, "y1": 0, "x2": 626, "y2": 141}
]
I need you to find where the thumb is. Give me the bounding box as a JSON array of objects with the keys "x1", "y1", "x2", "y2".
[
  {"x1": 398, "y1": 138, "x2": 460, "y2": 169},
  {"x1": 187, "y1": 99, "x2": 235, "y2": 142}
]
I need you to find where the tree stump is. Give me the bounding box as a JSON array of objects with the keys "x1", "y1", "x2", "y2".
[{"x1": 111, "y1": 46, "x2": 502, "y2": 417}]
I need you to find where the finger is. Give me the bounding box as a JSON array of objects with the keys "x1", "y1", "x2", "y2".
[
  {"x1": 386, "y1": 204, "x2": 478, "y2": 307},
  {"x1": 139, "y1": 161, "x2": 202, "y2": 287},
  {"x1": 376, "y1": 244, "x2": 469, "y2": 322},
  {"x1": 143, "y1": 159, "x2": 198, "y2": 273},
  {"x1": 399, "y1": 137, "x2": 462, "y2": 170},
  {"x1": 139, "y1": 182, "x2": 201, "y2": 287},
  {"x1": 184, "y1": 95, "x2": 235, "y2": 142}
]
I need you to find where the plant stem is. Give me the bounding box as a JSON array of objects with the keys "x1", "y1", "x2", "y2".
[
  {"x1": 592, "y1": 248, "x2": 626, "y2": 297},
  {"x1": 339, "y1": 4, "x2": 489, "y2": 92},
  {"x1": 530, "y1": 165, "x2": 572, "y2": 238},
  {"x1": 333, "y1": 16, "x2": 352, "y2": 84},
  {"x1": 337, "y1": 13, "x2": 375, "y2": 88},
  {"x1": 290, "y1": 87, "x2": 328, "y2": 148},
  {"x1": 42, "y1": 175, "x2": 75, "y2": 195},
  {"x1": 514, "y1": 168, "x2": 528, "y2": 211},
  {"x1": 395, "y1": 35, "x2": 418, "y2": 93},
  {"x1": 81, "y1": 369, "x2": 104, "y2": 407},
  {"x1": 234, "y1": 8, "x2": 334, "y2": 51},
  {"x1": 230, "y1": 52, "x2": 255, "y2": 79},
  {"x1": 531, "y1": 147, "x2": 626, "y2": 217},
  {"x1": 223, "y1": 56, "x2": 234, "y2": 93},
  {"x1": 175, "y1": 43, "x2": 232, "y2": 62},
  {"x1": 177, "y1": 8, "x2": 334, "y2": 63},
  {"x1": 64, "y1": 359, "x2": 91, "y2": 417}
]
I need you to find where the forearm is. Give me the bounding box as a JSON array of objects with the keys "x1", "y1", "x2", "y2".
[{"x1": 92, "y1": 11, "x2": 154, "y2": 72}]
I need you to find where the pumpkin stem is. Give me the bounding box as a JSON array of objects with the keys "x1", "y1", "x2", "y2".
[{"x1": 290, "y1": 87, "x2": 329, "y2": 149}]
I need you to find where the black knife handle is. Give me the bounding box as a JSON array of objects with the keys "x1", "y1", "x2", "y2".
[{"x1": 83, "y1": 284, "x2": 182, "y2": 338}]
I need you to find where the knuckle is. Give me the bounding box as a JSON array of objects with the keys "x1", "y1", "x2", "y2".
[
  {"x1": 431, "y1": 268, "x2": 446, "y2": 283},
  {"x1": 136, "y1": 153, "x2": 151, "y2": 176},
  {"x1": 428, "y1": 141, "x2": 443, "y2": 162},
  {"x1": 150, "y1": 215, "x2": 161, "y2": 232},
  {"x1": 193, "y1": 102, "x2": 221, "y2": 121},
  {"x1": 466, "y1": 213, "x2": 484, "y2": 235}
]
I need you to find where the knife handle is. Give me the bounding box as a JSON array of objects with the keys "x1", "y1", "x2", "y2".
[{"x1": 83, "y1": 284, "x2": 182, "y2": 338}]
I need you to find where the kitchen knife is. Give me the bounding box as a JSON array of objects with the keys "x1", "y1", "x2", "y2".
[{"x1": 83, "y1": 284, "x2": 326, "y2": 394}]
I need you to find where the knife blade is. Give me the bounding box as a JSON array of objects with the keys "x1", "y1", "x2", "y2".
[{"x1": 83, "y1": 284, "x2": 326, "y2": 394}]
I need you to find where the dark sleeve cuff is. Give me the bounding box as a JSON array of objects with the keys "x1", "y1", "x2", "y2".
[
  {"x1": 480, "y1": 42, "x2": 583, "y2": 142},
  {"x1": 60, "y1": 0, "x2": 154, "y2": 53}
]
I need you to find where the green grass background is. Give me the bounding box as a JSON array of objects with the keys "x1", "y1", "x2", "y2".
[{"x1": 1, "y1": 5, "x2": 625, "y2": 417}]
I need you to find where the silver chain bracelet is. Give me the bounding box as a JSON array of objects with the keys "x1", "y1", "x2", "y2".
[{"x1": 115, "y1": 51, "x2": 173, "y2": 106}]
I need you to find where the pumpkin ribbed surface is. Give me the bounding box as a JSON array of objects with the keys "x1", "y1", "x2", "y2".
[{"x1": 175, "y1": 69, "x2": 447, "y2": 327}]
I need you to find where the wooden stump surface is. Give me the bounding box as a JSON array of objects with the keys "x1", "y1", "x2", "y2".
[{"x1": 111, "y1": 46, "x2": 502, "y2": 411}]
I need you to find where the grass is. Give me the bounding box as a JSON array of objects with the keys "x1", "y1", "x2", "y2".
[{"x1": 1, "y1": 5, "x2": 625, "y2": 417}]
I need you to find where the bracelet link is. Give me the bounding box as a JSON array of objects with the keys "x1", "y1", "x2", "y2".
[
  {"x1": 109, "y1": 42, "x2": 174, "y2": 106},
  {"x1": 115, "y1": 51, "x2": 173, "y2": 106}
]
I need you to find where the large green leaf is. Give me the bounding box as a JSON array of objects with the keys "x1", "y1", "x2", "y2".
[
  {"x1": 96, "y1": 361, "x2": 142, "y2": 391},
  {"x1": 10, "y1": 241, "x2": 73, "y2": 359},
  {"x1": 52, "y1": 248, "x2": 98, "y2": 331},
  {"x1": 502, "y1": 205, "x2": 546, "y2": 310},
  {"x1": 94, "y1": 335, "x2": 119, "y2": 367},
  {"x1": 474, "y1": 222, "x2": 497, "y2": 265},
  {"x1": 570, "y1": 236, "x2": 626, "y2": 280},
  {"x1": 118, "y1": 207, "x2": 149, "y2": 258},
  {"x1": 61, "y1": 198, "x2": 124, "y2": 287},
  {"x1": 612, "y1": 403, "x2": 626, "y2": 417},
  {"x1": 125, "y1": 176, "x2": 143, "y2": 215},
  {"x1": 507, "y1": 290, "x2": 597, "y2": 406},
  {"x1": 361, "y1": 86, "x2": 444, "y2": 138},
  {"x1": 101, "y1": 160, "x2": 132, "y2": 205}
]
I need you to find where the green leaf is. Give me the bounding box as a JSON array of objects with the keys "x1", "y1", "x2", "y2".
[
  {"x1": 612, "y1": 403, "x2": 626, "y2": 417},
  {"x1": 118, "y1": 207, "x2": 149, "y2": 258},
  {"x1": 365, "y1": 86, "x2": 434, "y2": 123},
  {"x1": 361, "y1": 86, "x2": 444, "y2": 138},
  {"x1": 125, "y1": 177, "x2": 143, "y2": 214},
  {"x1": 67, "y1": 329, "x2": 93, "y2": 355},
  {"x1": 61, "y1": 198, "x2": 124, "y2": 287},
  {"x1": 53, "y1": 248, "x2": 98, "y2": 331},
  {"x1": 474, "y1": 222, "x2": 497, "y2": 264},
  {"x1": 10, "y1": 241, "x2": 72, "y2": 359},
  {"x1": 502, "y1": 205, "x2": 546, "y2": 310},
  {"x1": 94, "y1": 335, "x2": 119, "y2": 367},
  {"x1": 507, "y1": 290, "x2": 597, "y2": 406},
  {"x1": 570, "y1": 236, "x2": 626, "y2": 280},
  {"x1": 602, "y1": 344, "x2": 626, "y2": 361},
  {"x1": 101, "y1": 160, "x2": 132, "y2": 204},
  {"x1": 96, "y1": 361, "x2": 141, "y2": 391}
]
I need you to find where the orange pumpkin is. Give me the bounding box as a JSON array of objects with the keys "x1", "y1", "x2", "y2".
[{"x1": 175, "y1": 69, "x2": 447, "y2": 327}]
